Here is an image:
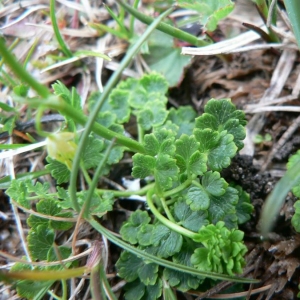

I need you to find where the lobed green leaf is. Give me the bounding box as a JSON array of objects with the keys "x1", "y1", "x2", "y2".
[
  {"x1": 167, "y1": 106, "x2": 197, "y2": 137},
  {"x1": 6, "y1": 179, "x2": 30, "y2": 208},
  {"x1": 124, "y1": 278, "x2": 162, "y2": 300},
  {"x1": 208, "y1": 186, "x2": 239, "y2": 226},
  {"x1": 234, "y1": 185, "x2": 253, "y2": 224},
  {"x1": 178, "y1": 0, "x2": 235, "y2": 32},
  {"x1": 116, "y1": 251, "x2": 141, "y2": 282},
  {"x1": 186, "y1": 184, "x2": 210, "y2": 211},
  {"x1": 136, "y1": 100, "x2": 168, "y2": 130},
  {"x1": 201, "y1": 171, "x2": 227, "y2": 196},
  {"x1": 154, "y1": 154, "x2": 179, "y2": 191},
  {"x1": 173, "y1": 199, "x2": 209, "y2": 232},
  {"x1": 45, "y1": 157, "x2": 70, "y2": 184},
  {"x1": 175, "y1": 134, "x2": 207, "y2": 176},
  {"x1": 192, "y1": 221, "x2": 247, "y2": 275},
  {"x1": 27, "y1": 198, "x2": 73, "y2": 231},
  {"x1": 163, "y1": 244, "x2": 203, "y2": 292},
  {"x1": 120, "y1": 210, "x2": 151, "y2": 244},
  {"x1": 117, "y1": 251, "x2": 159, "y2": 286},
  {"x1": 195, "y1": 99, "x2": 246, "y2": 150},
  {"x1": 28, "y1": 225, "x2": 55, "y2": 261},
  {"x1": 104, "y1": 89, "x2": 131, "y2": 123},
  {"x1": 82, "y1": 135, "x2": 105, "y2": 169},
  {"x1": 132, "y1": 154, "x2": 156, "y2": 179},
  {"x1": 152, "y1": 224, "x2": 183, "y2": 258},
  {"x1": 143, "y1": 31, "x2": 191, "y2": 87}
]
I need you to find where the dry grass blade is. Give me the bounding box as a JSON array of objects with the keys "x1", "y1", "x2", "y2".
[{"x1": 182, "y1": 29, "x2": 263, "y2": 56}]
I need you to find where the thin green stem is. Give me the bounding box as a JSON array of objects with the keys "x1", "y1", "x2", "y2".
[
  {"x1": 96, "y1": 183, "x2": 154, "y2": 197},
  {"x1": 35, "y1": 107, "x2": 50, "y2": 137},
  {"x1": 83, "y1": 139, "x2": 115, "y2": 218},
  {"x1": 284, "y1": 0, "x2": 300, "y2": 49},
  {"x1": 69, "y1": 8, "x2": 173, "y2": 212},
  {"x1": 88, "y1": 218, "x2": 258, "y2": 283},
  {"x1": 129, "y1": 0, "x2": 140, "y2": 37},
  {"x1": 0, "y1": 70, "x2": 18, "y2": 88},
  {"x1": 99, "y1": 264, "x2": 117, "y2": 300},
  {"x1": 25, "y1": 96, "x2": 145, "y2": 153},
  {"x1": 50, "y1": 0, "x2": 73, "y2": 58},
  {"x1": 47, "y1": 291, "x2": 62, "y2": 300},
  {"x1": 116, "y1": 0, "x2": 208, "y2": 47},
  {"x1": 192, "y1": 179, "x2": 201, "y2": 187},
  {"x1": 61, "y1": 279, "x2": 67, "y2": 300},
  {"x1": 137, "y1": 123, "x2": 144, "y2": 144},
  {"x1": 23, "y1": 39, "x2": 38, "y2": 68},
  {"x1": 104, "y1": 3, "x2": 129, "y2": 37},
  {"x1": 90, "y1": 264, "x2": 103, "y2": 300},
  {"x1": 90, "y1": 23, "x2": 129, "y2": 40},
  {"x1": 80, "y1": 164, "x2": 92, "y2": 185},
  {"x1": 146, "y1": 190, "x2": 197, "y2": 239},
  {"x1": 159, "y1": 196, "x2": 175, "y2": 222},
  {"x1": 163, "y1": 177, "x2": 193, "y2": 198},
  {"x1": 0, "y1": 38, "x2": 50, "y2": 98}
]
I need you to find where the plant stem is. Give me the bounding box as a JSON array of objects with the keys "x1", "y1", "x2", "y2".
[
  {"x1": 146, "y1": 190, "x2": 197, "y2": 239},
  {"x1": 83, "y1": 139, "x2": 115, "y2": 217},
  {"x1": 27, "y1": 97, "x2": 145, "y2": 153},
  {"x1": 137, "y1": 123, "x2": 144, "y2": 144},
  {"x1": 159, "y1": 195, "x2": 175, "y2": 222},
  {"x1": 69, "y1": 7, "x2": 174, "y2": 212},
  {"x1": 284, "y1": 0, "x2": 300, "y2": 49},
  {"x1": 99, "y1": 264, "x2": 117, "y2": 300},
  {"x1": 23, "y1": 38, "x2": 38, "y2": 68},
  {"x1": 96, "y1": 183, "x2": 154, "y2": 197},
  {"x1": 80, "y1": 164, "x2": 92, "y2": 185},
  {"x1": 0, "y1": 38, "x2": 50, "y2": 98},
  {"x1": 163, "y1": 177, "x2": 193, "y2": 198},
  {"x1": 61, "y1": 279, "x2": 67, "y2": 300},
  {"x1": 47, "y1": 291, "x2": 62, "y2": 300},
  {"x1": 50, "y1": 0, "x2": 73, "y2": 57},
  {"x1": 129, "y1": 0, "x2": 140, "y2": 37},
  {"x1": 104, "y1": 3, "x2": 129, "y2": 38},
  {"x1": 253, "y1": 0, "x2": 280, "y2": 42},
  {"x1": 116, "y1": 0, "x2": 208, "y2": 47}
]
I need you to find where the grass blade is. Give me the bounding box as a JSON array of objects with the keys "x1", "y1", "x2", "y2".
[
  {"x1": 284, "y1": 0, "x2": 300, "y2": 49},
  {"x1": 260, "y1": 158, "x2": 300, "y2": 237}
]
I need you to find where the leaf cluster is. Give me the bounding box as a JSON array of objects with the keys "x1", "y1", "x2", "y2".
[
  {"x1": 117, "y1": 211, "x2": 203, "y2": 298},
  {"x1": 4, "y1": 73, "x2": 253, "y2": 299},
  {"x1": 89, "y1": 72, "x2": 169, "y2": 130},
  {"x1": 6, "y1": 181, "x2": 74, "y2": 298},
  {"x1": 111, "y1": 75, "x2": 252, "y2": 299},
  {"x1": 132, "y1": 97, "x2": 247, "y2": 192},
  {"x1": 191, "y1": 221, "x2": 247, "y2": 275}
]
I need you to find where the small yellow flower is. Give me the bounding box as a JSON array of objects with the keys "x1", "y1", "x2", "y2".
[{"x1": 46, "y1": 132, "x2": 77, "y2": 170}]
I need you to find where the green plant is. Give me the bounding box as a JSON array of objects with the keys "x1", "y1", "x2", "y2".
[
  {"x1": 260, "y1": 150, "x2": 300, "y2": 237},
  {"x1": 2, "y1": 70, "x2": 256, "y2": 298},
  {"x1": 0, "y1": 4, "x2": 258, "y2": 299},
  {"x1": 253, "y1": 133, "x2": 272, "y2": 144},
  {"x1": 284, "y1": 0, "x2": 300, "y2": 49}
]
